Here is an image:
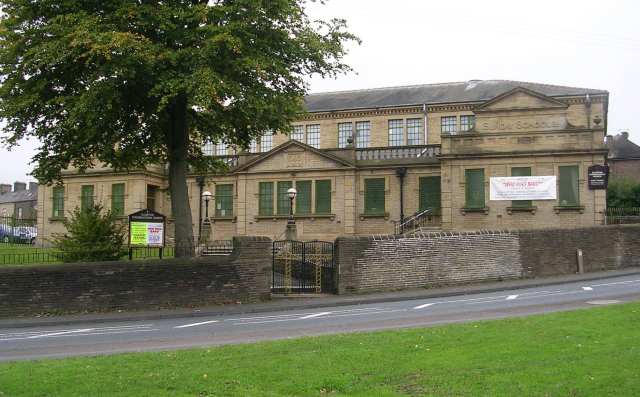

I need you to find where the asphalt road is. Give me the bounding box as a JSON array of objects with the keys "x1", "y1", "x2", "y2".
[{"x1": 1, "y1": 274, "x2": 640, "y2": 362}]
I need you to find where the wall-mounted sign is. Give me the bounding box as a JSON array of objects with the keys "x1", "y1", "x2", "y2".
[
  {"x1": 128, "y1": 209, "x2": 166, "y2": 247},
  {"x1": 588, "y1": 165, "x2": 609, "y2": 190},
  {"x1": 490, "y1": 176, "x2": 557, "y2": 201}
]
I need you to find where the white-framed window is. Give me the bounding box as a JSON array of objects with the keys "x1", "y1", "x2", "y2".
[
  {"x1": 338, "y1": 122, "x2": 353, "y2": 148},
  {"x1": 460, "y1": 115, "x2": 476, "y2": 132},
  {"x1": 249, "y1": 138, "x2": 259, "y2": 153},
  {"x1": 261, "y1": 131, "x2": 273, "y2": 152},
  {"x1": 355, "y1": 121, "x2": 371, "y2": 148},
  {"x1": 406, "y1": 118, "x2": 423, "y2": 145},
  {"x1": 215, "y1": 142, "x2": 228, "y2": 156},
  {"x1": 202, "y1": 140, "x2": 215, "y2": 156},
  {"x1": 306, "y1": 124, "x2": 320, "y2": 148},
  {"x1": 388, "y1": 119, "x2": 404, "y2": 146},
  {"x1": 291, "y1": 125, "x2": 305, "y2": 142},
  {"x1": 441, "y1": 116, "x2": 457, "y2": 134}
]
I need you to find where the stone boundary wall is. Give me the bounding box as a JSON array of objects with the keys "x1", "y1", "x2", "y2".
[
  {"x1": 336, "y1": 225, "x2": 640, "y2": 294},
  {"x1": 0, "y1": 236, "x2": 272, "y2": 318}
]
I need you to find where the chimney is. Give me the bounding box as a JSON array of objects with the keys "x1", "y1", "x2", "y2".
[
  {"x1": 28, "y1": 182, "x2": 38, "y2": 192},
  {"x1": 621, "y1": 131, "x2": 629, "y2": 140},
  {"x1": 13, "y1": 182, "x2": 26, "y2": 192},
  {"x1": 0, "y1": 184, "x2": 11, "y2": 195}
]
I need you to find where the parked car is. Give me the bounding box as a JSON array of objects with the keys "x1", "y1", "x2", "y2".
[
  {"x1": 0, "y1": 223, "x2": 12, "y2": 243},
  {"x1": 13, "y1": 226, "x2": 37, "y2": 244}
]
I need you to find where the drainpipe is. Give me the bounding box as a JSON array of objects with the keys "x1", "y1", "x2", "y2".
[
  {"x1": 396, "y1": 167, "x2": 407, "y2": 228},
  {"x1": 423, "y1": 104, "x2": 428, "y2": 144},
  {"x1": 195, "y1": 176, "x2": 205, "y2": 241}
]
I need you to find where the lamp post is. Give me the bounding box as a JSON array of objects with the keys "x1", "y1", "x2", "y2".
[
  {"x1": 285, "y1": 187, "x2": 297, "y2": 240},
  {"x1": 200, "y1": 191, "x2": 213, "y2": 244},
  {"x1": 202, "y1": 191, "x2": 213, "y2": 219}
]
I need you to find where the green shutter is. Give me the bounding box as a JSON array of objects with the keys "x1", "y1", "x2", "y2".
[
  {"x1": 364, "y1": 178, "x2": 385, "y2": 215},
  {"x1": 215, "y1": 184, "x2": 233, "y2": 218},
  {"x1": 465, "y1": 169, "x2": 485, "y2": 209},
  {"x1": 419, "y1": 176, "x2": 441, "y2": 215},
  {"x1": 81, "y1": 185, "x2": 94, "y2": 212},
  {"x1": 52, "y1": 186, "x2": 65, "y2": 218},
  {"x1": 277, "y1": 181, "x2": 293, "y2": 215},
  {"x1": 511, "y1": 167, "x2": 532, "y2": 208},
  {"x1": 559, "y1": 165, "x2": 579, "y2": 206},
  {"x1": 315, "y1": 180, "x2": 332, "y2": 214},
  {"x1": 258, "y1": 182, "x2": 274, "y2": 216},
  {"x1": 295, "y1": 181, "x2": 312, "y2": 214},
  {"x1": 111, "y1": 183, "x2": 125, "y2": 216}
]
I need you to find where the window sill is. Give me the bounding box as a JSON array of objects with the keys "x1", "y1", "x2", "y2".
[
  {"x1": 48, "y1": 217, "x2": 66, "y2": 222},
  {"x1": 255, "y1": 214, "x2": 335, "y2": 221},
  {"x1": 507, "y1": 206, "x2": 537, "y2": 215},
  {"x1": 359, "y1": 212, "x2": 389, "y2": 220},
  {"x1": 554, "y1": 205, "x2": 585, "y2": 214},
  {"x1": 460, "y1": 207, "x2": 489, "y2": 215},
  {"x1": 210, "y1": 216, "x2": 236, "y2": 223}
]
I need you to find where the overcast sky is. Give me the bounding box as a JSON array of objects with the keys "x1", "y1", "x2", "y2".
[{"x1": 2, "y1": 0, "x2": 639, "y2": 183}]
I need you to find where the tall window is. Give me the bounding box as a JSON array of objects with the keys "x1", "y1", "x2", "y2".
[
  {"x1": 315, "y1": 180, "x2": 332, "y2": 214},
  {"x1": 146, "y1": 185, "x2": 157, "y2": 211},
  {"x1": 291, "y1": 125, "x2": 304, "y2": 142},
  {"x1": 215, "y1": 141, "x2": 228, "y2": 156},
  {"x1": 306, "y1": 124, "x2": 320, "y2": 148},
  {"x1": 202, "y1": 140, "x2": 215, "y2": 156},
  {"x1": 355, "y1": 121, "x2": 371, "y2": 148},
  {"x1": 511, "y1": 167, "x2": 532, "y2": 208},
  {"x1": 460, "y1": 115, "x2": 476, "y2": 132},
  {"x1": 419, "y1": 176, "x2": 441, "y2": 215},
  {"x1": 364, "y1": 178, "x2": 385, "y2": 215},
  {"x1": 558, "y1": 165, "x2": 580, "y2": 207},
  {"x1": 465, "y1": 169, "x2": 485, "y2": 209},
  {"x1": 249, "y1": 138, "x2": 258, "y2": 153},
  {"x1": 80, "y1": 185, "x2": 94, "y2": 212},
  {"x1": 215, "y1": 184, "x2": 233, "y2": 218},
  {"x1": 441, "y1": 116, "x2": 457, "y2": 134},
  {"x1": 388, "y1": 119, "x2": 404, "y2": 146},
  {"x1": 111, "y1": 183, "x2": 125, "y2": 216},
  {"x1": 52, "y1": 186, "x2": 64, "y2": 218},
  {"x1": 295, "y1": 181, "x2": 312, "y2": 214},
  {"x1": 338, "y1": 123, "x2": 353, "y2": 149},
  {"x1": 277, "y1": 181, "x2": 293, "y2": 215},
  {"x1": 261, "y1": 132, "x2": 273, "y2": 152},
  {"x1": 406, "y1": 118, "x2": 423, "y2": 146},
  {"x1": 258, "y1": 182, "x2": 274, "y2": 216}
]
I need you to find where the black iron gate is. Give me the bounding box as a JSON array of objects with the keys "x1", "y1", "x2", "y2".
[{"x1": 272, "y1": 240, "x2": 336, "y2": 294}]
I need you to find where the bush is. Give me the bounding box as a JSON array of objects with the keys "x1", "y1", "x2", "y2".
[
  {"x1": 52, "y1": 205, "x2": 126, "y2": 262},
  {"x1": 607, "y1": 178, "x2": 640, "y2": 208}
]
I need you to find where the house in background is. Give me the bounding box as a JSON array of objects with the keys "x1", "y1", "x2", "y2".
[
  {"x1": 0, "y1": 182, "x2": 38, "y2": 219},
  {"x1": 606, "y1": 132, "x2": 640, "y2": 182}
]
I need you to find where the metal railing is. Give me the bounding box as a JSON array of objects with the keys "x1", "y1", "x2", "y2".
[
  {"x1": 394, "y1": 208, "x2": 441, "y2": 235},
  {"x1": 356, "y1": 145, "x2": 440, "y2": 161},
  {"x1": 605, "y1": 207, "x2": 640, "y2": 225}
]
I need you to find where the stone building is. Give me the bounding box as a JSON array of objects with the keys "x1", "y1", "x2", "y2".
[
  {"x1": 606, "y1": 131, "x2": 640, "y2": 183},
  {"x1": 36, "y1": 80, "x2": 609, "y2": 243},
  {"x1": 0, "y1": 182, "x2": 38, "y2": 219}
]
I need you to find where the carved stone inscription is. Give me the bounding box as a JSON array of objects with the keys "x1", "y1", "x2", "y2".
[
  {"x1": 286, "y1": 152, "x2": 304, "y2": 168},
  {"x1": 479, "y1": 116, "x2": 565, "y2": 132}
]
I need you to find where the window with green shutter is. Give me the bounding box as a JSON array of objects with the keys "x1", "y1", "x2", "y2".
[
  {"x1": 315, "y1": 180, "x2": 331, "y2": 214},
  {"x1": 258, "y1": 182, "x2": 274, "y2": 216},
  {"x1": 419, "y1": 176, "x2": 441, "y2": 215},
  {"x1": 80, "y1": 185, "x2": 94, "y2": 212},
  {"x1": 215, "y1": 184, "x2": 233, "y2": 218},
  {"x1": 465, "y1": 169, "x2": 485, "y2": 209},
  {"x1": 52, "y1": 186, "x2": 65, "y2": 218},
  {"x1": 295, "y1": 181, "x2": 312, "y2": 214},
  {"x1": 364, "y1": 178, "x2": 385, "y2": 215},
  {"x1": 277, "y1": 181, "x2": 293, "y2": 215},
  {"x1": 511, "y1": 167, "x2": 532, "y2": 208},
  {"x1": 111, "y1": 183, "x2": 125, "y2": 216},
  {"x1": 559, "y1": 165, "x2": 579, "y2": 206}
]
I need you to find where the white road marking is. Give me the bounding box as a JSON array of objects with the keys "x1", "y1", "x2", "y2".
[
  {"x1": 413, "y1": 303, "x2": 436, "y2": 310},
  {"x1": 174, "y1": 320, "x2": 219, "y2": 329},
  {"x1": 299, "y1": 312, "x2": 331, "y2": 320},
  {"x1": 586, "y1": 300, "x2": 621, "y2": 305},
  {"x1": 592, "y1": 279, "x2": 640, "y2": 287},
  {"x1": 27, "y1": 328, "x2": 94, "y2": 339},
  {"x1": 1, "y1": 326, "x2": 157, "y2": 342},
  {"x1": 233, "y1": 309, "x2": 406, "y2": 326},
  {"x1": 225, "y1": 308, "x2": 385, "y2": 322},
  {"x1": 506, "y1": 295, "x2": 519, "y2": 300},
  {"x1": 582, "y1": 286, "x2": 593, "y2": 291}
]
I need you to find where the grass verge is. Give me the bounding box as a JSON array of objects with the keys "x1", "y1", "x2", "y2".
[{"x1": 1, "y1": 303, "x2": 639, "y2": 396}]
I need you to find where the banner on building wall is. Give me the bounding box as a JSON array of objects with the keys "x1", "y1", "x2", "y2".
[
  {"x1": 489, "y1": 176, "x2": 557, "y2": 201},
  {"x1": 128, "y1": 209, "x2": 166, "y2": 247}
]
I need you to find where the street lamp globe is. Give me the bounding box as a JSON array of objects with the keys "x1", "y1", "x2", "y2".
[
  {"x1": 202, "y1": 191, "x2": 212, "y2": 202},
  {"x1": 287, "y1": 187, "x2": 297, "y2": 200}
]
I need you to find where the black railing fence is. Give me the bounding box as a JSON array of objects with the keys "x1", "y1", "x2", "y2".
[{"x1": 605, "y1": 207, "x2": 640, "y2": 225}]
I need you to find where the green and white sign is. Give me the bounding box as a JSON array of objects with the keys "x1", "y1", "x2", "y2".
[{"x1": 128, "y1": 209, "x2": 166, "y2": 247}]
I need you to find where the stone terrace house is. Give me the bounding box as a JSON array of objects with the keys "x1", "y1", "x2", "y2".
[
  {"x1": 0, "y1": 182, "x2": 38, "y2": 219},
  {"x1": 606, "y1": 131, "x2": 640, "y2": 183},
  {"x1": 36, "y1": 80, "x2": 609, "y2": 243}
]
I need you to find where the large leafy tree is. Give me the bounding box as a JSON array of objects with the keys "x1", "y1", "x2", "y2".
[{"x1": 0, "y1": 0, "x2": 357, "y2": 255}]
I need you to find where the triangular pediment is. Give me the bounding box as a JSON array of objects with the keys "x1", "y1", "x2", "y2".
[
  {"x1": 475, "y1": 87, "x2": 569, "y2": 112},
  {"x1": 233, "y1": 140, "x2": 355, "y2": 173}
]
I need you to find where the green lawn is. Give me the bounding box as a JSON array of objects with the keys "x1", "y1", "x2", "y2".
[{"x1": 1, "y1": 303, "x2": 639, "y2": 396}]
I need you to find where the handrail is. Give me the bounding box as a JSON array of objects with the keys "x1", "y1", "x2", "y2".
[{"x1": 394, "y1": 208, "x2": 433, "y2": 235}]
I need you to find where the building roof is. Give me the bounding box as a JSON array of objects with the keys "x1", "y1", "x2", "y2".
[
  {"x1": 304, "y1": 79, "x2": 608, "y2": 112},
  {"x1": 0, "y1": 189, "x2": 37, "y2": 205},
  {"x1": 608, "y1": 132, "x2": 640, "y2": 160}
]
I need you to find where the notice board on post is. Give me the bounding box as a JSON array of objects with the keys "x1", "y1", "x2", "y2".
[{"x1": 128, "y1": 209, "x2": 166, "y2": 259}]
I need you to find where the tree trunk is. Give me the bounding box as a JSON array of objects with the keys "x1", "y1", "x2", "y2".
[{"x1": 166, "y1": 95, "x2": 195, "y2": 257}]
